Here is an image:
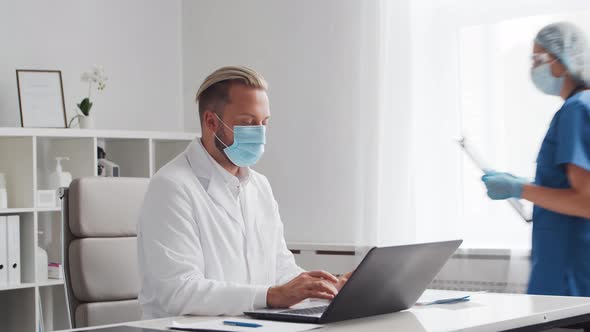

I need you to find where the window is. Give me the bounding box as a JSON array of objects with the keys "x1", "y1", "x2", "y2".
[{"x1": 456, "y1": 13, "x2": 590, "y2": 248}]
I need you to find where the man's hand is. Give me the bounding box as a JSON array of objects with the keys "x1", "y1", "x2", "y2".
[
  {"x1": 335, "y1": 271, "x2": 353, "y2": 291},
  {"x1": 267, "y1": 271, "x2": 339, "y2": 308}
]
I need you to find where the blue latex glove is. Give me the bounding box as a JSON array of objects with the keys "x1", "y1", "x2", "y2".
[{"x1": 481, "y1": 172, "x2": 529, "y2": 200}]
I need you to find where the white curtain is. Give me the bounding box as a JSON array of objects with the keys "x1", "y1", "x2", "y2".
[
  {"x1": 354, "y1": 0, "x2": 419, "y2": 248},
  {"x1": 354, "y1": 0, "x2": 590, "y2": 249}
]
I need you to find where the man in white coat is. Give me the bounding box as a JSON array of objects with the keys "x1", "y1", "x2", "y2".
[{"x1": 137, "y1": 66, "x2": 350, "y2": 318}]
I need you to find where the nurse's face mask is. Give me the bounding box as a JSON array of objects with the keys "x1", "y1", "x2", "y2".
[
  {"x1": 213, "y1": 113, "x2": 266, "y2": 167},
  {"x1": 530, "y1": 53, "x2": 564, "y2": 96}
]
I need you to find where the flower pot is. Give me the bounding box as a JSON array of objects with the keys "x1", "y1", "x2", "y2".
[{"x1": 79, "y1": 114, "x2": 95, "y2": 129}]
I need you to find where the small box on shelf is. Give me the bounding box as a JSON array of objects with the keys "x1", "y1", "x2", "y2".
[
  {"x1": 37, "y1": 190, "x2": 58, "y2": 208},
  {"x1": 48, "y1": 263, "x2": 63, "y2": 280}
]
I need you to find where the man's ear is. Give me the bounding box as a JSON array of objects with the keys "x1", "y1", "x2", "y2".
[{"x1": 202, "y1": 111, "x2": 217, "y2": 133}]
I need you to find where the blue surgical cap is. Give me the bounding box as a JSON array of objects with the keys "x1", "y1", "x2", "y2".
[{"x1": 535, "y1": 22, "x2": 590, "y2": 86}]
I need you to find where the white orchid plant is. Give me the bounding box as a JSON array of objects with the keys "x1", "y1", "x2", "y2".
[
  {"x1": 77, "y1": 65, "x2": 108, "y2": 116},
  {"x1": 68, "y1": 65, "x2": 108, "y2": 128}
]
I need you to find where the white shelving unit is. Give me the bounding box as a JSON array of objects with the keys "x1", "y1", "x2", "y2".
[{"x1": 0, "y1": 128, "x2": 195, "y2": 332}]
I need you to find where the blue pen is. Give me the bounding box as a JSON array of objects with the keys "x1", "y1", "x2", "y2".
[
  {"x1": 416, "y1": 295, "x2": 471, "y2": 306},
  {"x1": 430, "y1": 295, "x2": 471, "y2": 305},
  {"x1": 222, "y1": 321, "x2": 262, "y2": 328}
]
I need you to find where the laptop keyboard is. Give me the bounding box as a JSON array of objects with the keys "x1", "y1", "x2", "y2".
[{"x1": 280, "y1": 305, "x2": 328, "y2": 316}]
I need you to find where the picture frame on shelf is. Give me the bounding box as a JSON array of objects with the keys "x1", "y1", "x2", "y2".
[{"x1": 16, "y1": 70, "x2": 67, "y2": 128}]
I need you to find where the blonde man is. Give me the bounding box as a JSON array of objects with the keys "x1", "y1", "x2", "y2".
[{"x1": 137, "y1": 66, "x2": 349, "y2": 318}]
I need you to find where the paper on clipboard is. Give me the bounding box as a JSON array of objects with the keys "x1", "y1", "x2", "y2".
[{"x1": 458, "y1": 137, "x2": 532, "y2": 223}]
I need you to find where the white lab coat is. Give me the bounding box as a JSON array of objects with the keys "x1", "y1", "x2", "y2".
[{"x1": 137, "y1": 138, "x2": 303, "y2": 318}]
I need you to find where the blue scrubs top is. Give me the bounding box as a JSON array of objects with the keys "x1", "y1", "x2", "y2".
[{"x1": 528, "y1": 90, "x2": 590, "y2": 296}]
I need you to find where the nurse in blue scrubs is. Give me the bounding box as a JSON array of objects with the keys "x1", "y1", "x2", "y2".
[{"x1": 482, "y1": 22, "x2": 590, "y2": 296}]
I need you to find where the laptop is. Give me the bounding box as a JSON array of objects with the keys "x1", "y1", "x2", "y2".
[{"x1": 245, "y1": 239, "x2": 462, "y2": 324}]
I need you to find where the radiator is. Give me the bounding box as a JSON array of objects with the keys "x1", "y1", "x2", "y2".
[{"x1": 288, "y1": 243, "x2": 531, "y2": 293}]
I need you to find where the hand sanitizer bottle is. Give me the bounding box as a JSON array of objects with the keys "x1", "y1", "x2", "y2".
[
  {"x1": 50, "y1": 157, "x2": 72, "y2": 207},
  {"x1": 50, "y1": 157, "x2": 73, "y2": 190}
]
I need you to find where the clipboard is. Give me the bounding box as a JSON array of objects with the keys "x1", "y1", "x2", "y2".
[{"x1": 458, "y1": 137, "x2": 532, "y2": 223}]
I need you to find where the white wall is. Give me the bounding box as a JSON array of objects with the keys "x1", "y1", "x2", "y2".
[
  {"x1": 182, "y1": 0, "x2": 590, "y2": 248},
  {"x1": 0, "y1": 0, "x2": 184, "y2": 131},
  {"x1": 182, "y1": 0, "x2": 377, "y2": 244}
]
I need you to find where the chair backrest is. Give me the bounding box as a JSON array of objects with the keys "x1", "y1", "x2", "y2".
[{"x1": 63, "y1": 177, "x2": 149, "y2": 328}]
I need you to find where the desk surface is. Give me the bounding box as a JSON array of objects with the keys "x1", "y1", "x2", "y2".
[{"x1": 67, "y1": 290, "x2": 590, "y2": 332}]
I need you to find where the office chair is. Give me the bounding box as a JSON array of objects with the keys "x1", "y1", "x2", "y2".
[{"x1": 60, "y1": 177, "x2": 149, "y2": 328}]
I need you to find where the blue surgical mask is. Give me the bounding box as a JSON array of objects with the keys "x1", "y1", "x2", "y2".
[
  {"x1": 214, "y1": 114, "x2": 266, "y2": 167},
  {"x1": 531, "y1": 62, "x2": 564, "y2": 96}
]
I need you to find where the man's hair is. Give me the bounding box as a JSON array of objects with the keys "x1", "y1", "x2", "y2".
[{"x1": 195, "y1": 66, "x2": 268, "y2": 121}]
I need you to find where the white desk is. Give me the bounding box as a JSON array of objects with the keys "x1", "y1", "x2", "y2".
[{"x1": 65, "y1": 290, "x2": 590, "y2": 332}]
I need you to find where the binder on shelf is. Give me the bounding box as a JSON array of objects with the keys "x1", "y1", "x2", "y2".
[
  {"x1": 0, "y1": 216, "x2": 7, "y2": 286},
  {"x1": 7, "y1": 215, "x2": 20, "y2": 285}
]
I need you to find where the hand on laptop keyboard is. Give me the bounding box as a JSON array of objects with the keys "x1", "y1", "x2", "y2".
[
  {"x1": 335, "y1": 271, "x2": 353, "y2": 291},
  {"x1": 267, "y1": 271, "x2": 339, "y2": 308}
]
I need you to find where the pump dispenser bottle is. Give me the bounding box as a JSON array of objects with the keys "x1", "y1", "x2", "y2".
[{"x1": 50, "y1": 157, "x2": 72, "y2": 190}]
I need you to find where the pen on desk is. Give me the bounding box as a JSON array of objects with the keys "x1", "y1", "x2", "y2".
[
  {"x1": 222, "y1": 321, "x2": 263, "y2": 328},
  {"x1": 416, "y1": 295, "x2": 471, "y2": 306},
  {"x1": 431, "y1": 295, "x2": 470, "y2": 305}
]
